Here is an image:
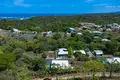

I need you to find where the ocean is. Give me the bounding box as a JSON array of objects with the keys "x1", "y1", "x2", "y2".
[{"x1": 0, "y1": 13, "x2": 80, "y2": 20}]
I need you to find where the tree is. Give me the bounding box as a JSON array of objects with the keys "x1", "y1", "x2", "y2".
[
  {"x1": 0, "y1": 53, "x2": 16, "y2": 71},
  {"x1": 8, "y1": 41, "x2": 27, "y2": 51},
  {"x1": 68, "y1": 47, "x2": 73, "y2": 58},
  {"x1": 105, "y1": 63, "x2": 120, "y2": 78},
  {"x1": 52, "y1": 33, "x2": 61, "y2": 40},
  {"x1": 105, "y1": 41, "x2": 119, "y2": 55},
  {"x1": 74, "y1": 52, "x2": 83, "y2": 61},
  {"x1": 82, "y1": 31, "x2": 94, "y2": 44},
  {"x1": 26, "y1": 40, "x2": 35, "y2": 51},
  {"x1": 89, "y1": 42, "x2": 105, "y2": 51},
  {"x1": 69, "y1": 41, "x2": 86, "y2": 50},
  {"x1": 12, "y1": 48, "x2": 25, "y2": 60},
  {"x1": 114, "y1": 52, "x2": 120, "y2": 56},
  {"x1": 84, "y1": 60, "x2": 105, "y2": 78},
  {"x1": 31, "y1": 58, "x2": 46, "y2": 71}
]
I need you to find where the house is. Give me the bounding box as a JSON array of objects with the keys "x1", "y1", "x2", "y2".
[
  {"x1": 69, "y1": 28, "x2": 75, "y2": 33},
  {"x1": 102, "y1": 39, "x2": 110, "y2": 42},
  {"x1": 32, "y1": 31, "x2": 37, "y2": 35},
  {"x1": 74, "y1": 50, "x2": 86, "y2": 55},
  {"x1": 82, "y1": 26, "x2": 88, "y2": 30},
  {"x1": 12, "y1": 28, "x2": 21, "y2": 33},
  {"x1": 93, "y1": 50, "x2": 104, "y2": 56},
  {"x1": 101, "y1": 25, "x2": 112, "y2": 29},
  {"x1": 106, "y1": 57, "x2": 120, "y2": 64},
  {"x1": 46, "y1": 59, "x2": 71, "y2": 69},
  {"x1": 93, "y1": 31, "x2": 103, "y2": 34},
  {"x1": 77, "y1": 32, "x2": 82, "y2": 35},
  {"x1": 112, "y1": 23, "x2": 119, "y2": 28},
  {"x1": 106, "y1": 28, "x2": 112, "y2": 31},
  {"x1": 57, "y1": 48, "x2": 68, "y2": 59},
  {"x1": 93, "y1": 25, "x2": 100, "y2": 29},
  {"x1": 46, "y1": 31, "x2": 52, "y2": 37},
  {"x1": 42, "y1": 31, "x2": 52, "y2": 37}
]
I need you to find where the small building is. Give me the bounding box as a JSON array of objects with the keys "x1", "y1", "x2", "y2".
[
  {"x1": 106, "y1": 28, "x2": 112, "y2": 31},
  {"x1": 57, "y1": 48, "x2": 68, "y2": 59},
  {"x1": 69, "y1": 28, "x2": 75, "y2": 33},
  {"x1": 112, "y1": 23, "x2": 119, "y2": 28},
  {"x1": 46, "y1": 31, "x2": 52, "y2": 37},
  {"x1": 93, "y1": 25, "x2": 100, "y2": 29},
  {"x1": 46, "y1": 59, "x2": 70, "y2": 69},
  {"x1": 102, "y1": 39, "x2": 110, "y2": 42},
  {"x1": 74, "y1": 50, "x2": 86, "y2": 55},
  {"x1": 42, "y1": 31, "x2": 52, "y2": 37},
  {"x1": 77, "y1": 32, "x2": 82, "y2": 35},
  {"x1": 32, "y1": 31, "x2": 37, "y2": 35},
  {"x1": 101, "y1": 25, "x2": 112, "y2": 29},
  {"x1": 82, "y1": 26, "x2": 88, "y2": 30},
  {"x1": 93, "y1": 50, "x2": 104, "y2": 56},
  {"x1": 106, "y1": 57, "x2": 120, "y2": 64},
  {"x1": 12, "y1": 28, "x2": 21, "y2": 33},
  {"x1": 92, "y1": 31, "x2": 103, "y2": 35}
]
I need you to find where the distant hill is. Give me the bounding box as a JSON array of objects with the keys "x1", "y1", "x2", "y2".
[
  {"x1": 0, "y1": 13, "x2": 120, "y2": 31},
  {"x1": 109, "y1": 11, "x2": 120, "y2": 14}
]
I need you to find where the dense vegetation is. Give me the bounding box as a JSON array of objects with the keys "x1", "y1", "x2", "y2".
[{"x1": 1, "y1": 14, "x2": 120, "y2": 31}]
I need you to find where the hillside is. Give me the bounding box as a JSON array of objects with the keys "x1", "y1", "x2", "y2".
[{"x1": 0, "y1": 14, "x2": 120, "y2": 31}]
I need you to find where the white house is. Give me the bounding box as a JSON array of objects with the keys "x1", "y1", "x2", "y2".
[
  {"x1": 12, "y1": 28, "x2": 21, "y2": 33},
  {"x1": 51, "y1": 59, "x2": 70, "y2": 69},
  {"x1": 102, "y1": 39, "x2": 110, "y2": 42},
  {"x1": 74, "y1": 50, "x2": 86, "y2": 55},
  {"x1": 77, "y1": 32, "x2": 82, "y2": 35},
  {"x1": 106, "y1": 57, "x2": 120, "y2": 64},
  {"x1": 57, "y1": 48, "x2": 68, "y2": 59},
  {"x1": 94, "y1": 50, "x2": 104, "y2": 56},
  {"x1": 92, "y1": 31, "x2": 103, "y2": 34}
]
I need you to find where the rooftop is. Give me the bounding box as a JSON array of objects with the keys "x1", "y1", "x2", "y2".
[{"x1": 94, "y1": 50, "x2": 103, "y2": 55}]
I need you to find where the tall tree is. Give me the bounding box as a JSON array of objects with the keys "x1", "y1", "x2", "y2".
[
  {"x1": 84, "y1": 60, "x2": 105, "y2": 78},
  {"x1": 68, "y1": 47, "x2": 73, "y2": 58}
]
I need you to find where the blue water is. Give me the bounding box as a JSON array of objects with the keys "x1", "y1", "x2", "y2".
[{"x1": 0, "y1": 13, "x2": 80, "y2": 20}]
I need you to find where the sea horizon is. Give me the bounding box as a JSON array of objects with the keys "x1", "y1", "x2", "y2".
[{"x1": 0, "y1": 13, "x2": 83, "y2": 20}]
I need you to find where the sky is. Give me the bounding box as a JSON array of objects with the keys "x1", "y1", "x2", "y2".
[{"x1": 0, "y1": 0, "x2": 120, "y2": 13}]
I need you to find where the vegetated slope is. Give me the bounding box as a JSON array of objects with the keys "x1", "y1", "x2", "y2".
[{"x1": 0, "y1": 14, "x2": 120, "y2": 31}]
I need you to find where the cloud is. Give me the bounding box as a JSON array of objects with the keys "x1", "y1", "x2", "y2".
[{"x1": 14, "y1": 0, "x2": 31, "y2": 7}]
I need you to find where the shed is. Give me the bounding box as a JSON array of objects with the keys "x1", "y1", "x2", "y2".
[{"x1": 94, "y1": 50, "x2": 104, "y2": 56}]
